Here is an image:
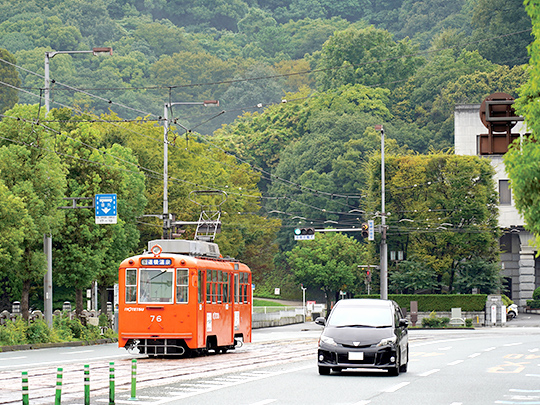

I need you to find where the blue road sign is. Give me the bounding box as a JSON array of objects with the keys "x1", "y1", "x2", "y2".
[{"x1": 95, "y1": 194, "x2": 117, "y2": 224}]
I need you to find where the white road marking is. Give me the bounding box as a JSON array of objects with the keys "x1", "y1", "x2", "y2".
[
  {"x1": 468, "y1": 353, "x2": 481, "y2": 358},
  {"x1": 503, "y1": 342, "x2": 523, "y2": 347},
  {"x1": 448, "y1": 360, "x2": 464, "y2": 366},
  {"x1": 484, "y1": 347, "x2": 496, "y2": 352},
  {"x1": 439, "y1": 346, "x2": 452, "y2": 350},
  {"x1": 384, "y1": 382, "x2": 410, "y2": 392},
  {"x1": 64, "y1": 349, "x2": 94, "y2": 355},
  {"x1": 0, "y1": 356, "x2": 26, "y2": 361},
  {"x1": 351, "y1": 401, "x2": 371, "y2": 405},
  {"x1": 419, "y1": 369, "x2": 440, "y2": 377},
  {"x1": 248, "y1": 400, "x2": 277, "y2": 405}
]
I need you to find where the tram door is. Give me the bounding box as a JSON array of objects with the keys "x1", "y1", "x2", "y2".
[{"x1": 197, "y1": 269, "x2": 205, "y2": 348}]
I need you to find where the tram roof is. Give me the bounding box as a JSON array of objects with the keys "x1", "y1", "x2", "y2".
[{"x1": 148, "y1": 239, "x2": 221, "y2": 258}]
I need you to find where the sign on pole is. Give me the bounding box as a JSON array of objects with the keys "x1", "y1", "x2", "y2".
[
  {"x1": 95, "y1": 194, "x2": 117, "y2": 224},
  {"x1": 368, "y1": 220, "x2": 374, "y2": 241}
]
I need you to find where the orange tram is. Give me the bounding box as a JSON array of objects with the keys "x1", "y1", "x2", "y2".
[{"x1": 118, "y1": 239, "x2": 252, "y2": 356}]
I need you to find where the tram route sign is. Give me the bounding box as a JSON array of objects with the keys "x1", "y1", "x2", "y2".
[{"x1": 95, "y1": 194, "x2": 117, "y2": 224}]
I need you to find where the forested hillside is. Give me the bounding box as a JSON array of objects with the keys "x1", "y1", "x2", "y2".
[{"x1": 0, "y1": 0, "x2": 534, "y2": 306}]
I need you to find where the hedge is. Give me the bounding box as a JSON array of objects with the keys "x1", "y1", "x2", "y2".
[{"x1": 355, "y1": 294, "x2": 488, "y2": 312}]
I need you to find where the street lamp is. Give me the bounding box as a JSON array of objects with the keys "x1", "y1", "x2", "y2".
[
  {"x1": 43, "y1": 47, "x2": 112, "y2": 327},
  {"x1": 162, "y1": 100, "x2": 219, "y2": 238},
  {"x1": 44, "y1": 47, "x2": 113, "y2": 113},
  {"x1": 375, "y1": 124, "x2": 388, "y2": 300}
]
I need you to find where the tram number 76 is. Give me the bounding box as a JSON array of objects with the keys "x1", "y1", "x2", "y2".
[{"x1": 150, "y1": 315, "x2": 162, "y2": 322}]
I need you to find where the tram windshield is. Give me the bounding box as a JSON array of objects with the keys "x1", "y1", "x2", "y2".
[{"x1": 139, "y1": 268, "x2": 173, "y2": 303}]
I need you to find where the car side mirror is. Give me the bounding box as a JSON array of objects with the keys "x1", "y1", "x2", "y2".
[
  {"x1": 399, "y1": 318, "x2": 409, "y2": 328},
  {"x1": 315, "y1": 316, "x2": 326, "y2": 326}
]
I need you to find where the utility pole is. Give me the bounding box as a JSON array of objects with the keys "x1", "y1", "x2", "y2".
[{"x1": 375, "y1": 125, "x2": 388, "y2": 300}]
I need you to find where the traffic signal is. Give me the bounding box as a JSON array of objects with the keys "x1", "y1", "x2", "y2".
[
  {"x1": 361, "y1": 222, "x2": 369, "y2": 238},
  {"x1": 366, "y1": 269, "x2": 372, "y2": 283},
  {"x1": 294, "y1": 227, "x2": 315, "y2": 240},
  {"x1": 294, "y1": 227, "x2": 314, "y2": 236}
]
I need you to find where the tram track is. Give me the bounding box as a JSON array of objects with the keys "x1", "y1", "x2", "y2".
[{"x1": 0, "y1": 338, "x2": 319, "y2": 405}]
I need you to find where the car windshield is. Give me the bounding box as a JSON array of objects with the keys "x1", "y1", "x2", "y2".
[{"x1": 327, "y1": 306, "x2": 393, "y2": 328}]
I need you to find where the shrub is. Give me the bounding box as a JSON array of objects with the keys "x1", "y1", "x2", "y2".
[
  {"x1": 0, "y1": 318, "x2": 28, "y2": 345},
  {"x1": 27, "y1": 319, "x2": 51, "y2": 344},
  {"x1": 533, "y1": 286, "x2": 540, "y2": 301},
  {"x1": 465, "y1": 319, "x2": 473, "y2": 327},
  {"x1": 421, "y1": 312, "x2": 450, "y2": 328}
]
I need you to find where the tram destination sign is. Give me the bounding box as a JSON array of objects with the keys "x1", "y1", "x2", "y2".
[{"x1": 95, "y1": 194, "x2": 117, "y2": 224}]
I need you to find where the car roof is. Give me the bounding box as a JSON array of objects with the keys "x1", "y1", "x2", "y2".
[{"x1": 334, "y1": 298, "x2": 394, "y2": 308}]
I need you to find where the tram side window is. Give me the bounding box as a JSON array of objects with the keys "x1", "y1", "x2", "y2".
[
  {"x1": 198, "y1": 270, "x2": 204, "y2": 303},
  {"x1": 223, "y1": 272, "x2": 229, "y2": 303},
  {"x1": 206, "y1": 273, "x2": 211, "y2": 304},
  {"x1": 234, "y1": 273, "x2": 239, "y2": 304},
  {"x1": 126, "y1": 269, "x2": 137, "y2": 303},
  {"x1": 176, "y1": 268, "x2": 188, "y2": 303}
]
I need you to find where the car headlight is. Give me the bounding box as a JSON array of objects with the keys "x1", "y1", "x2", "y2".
[
  {"x1": 319, "y1": 335, "x2": 337, "y2": 346},
  {"x1": 377, "y1": 336, "x2": 397, "y2": 347}
]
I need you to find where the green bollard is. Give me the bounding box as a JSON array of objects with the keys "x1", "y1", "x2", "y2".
[
  {"x1": 130, "y1": 359, "x2": 137, "y2": 401},
  {"x1": 22, "y1": 371, "x2": 29, "y2": 405},
  {"x1": 55, "y1": 367, "x2": 63, "y2": 405},
  {"x1": 109, "y1": 362, "x2": 115, "y2": 405},
  {"x1": 84, "y1": 365, "x2": 90, "y2": 405}
]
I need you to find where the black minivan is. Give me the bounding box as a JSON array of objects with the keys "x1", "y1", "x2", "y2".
[{"x1": 316, "y1": 298, "x2": 408, "y2": 376}]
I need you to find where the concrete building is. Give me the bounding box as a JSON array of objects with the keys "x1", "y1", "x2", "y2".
[{"x1": 454, "y1": 99, "x2": 539, "y2": 308}]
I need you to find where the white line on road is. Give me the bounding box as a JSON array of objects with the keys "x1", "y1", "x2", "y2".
[
  {"x1": 419, "y1": 369, "x2": 440, "y2": 377},
  {"x1": 448, "y1": 360, "x2": 464, "y2": 366},
  {"x1": 0, "y1": 356, "x2": 26, "y2": 361},
  {"x1": 468, "y1": 353, "x2": 481, "y2": 358},
  {"x1": 384, "y1": 382, "x2": 410, "y2": 392},
  {"x1": 484, "y1": 347, "x2": 496, "y2": 352},
  {"x1": 248, "y1": 400, "x2": 277, "y2": 405},
  {"x1": 503, "y1": 342, "x2": 523, "y2": 347},
  {"x1": 526, "y1": 374, "x2": 540, "y2": 378},
  {"x1": 352, "y1": 401, "x2": 371, "y2": 405},
  {"x1": 64, "y1": 349, "x2": 94, "y2": 355},
  {"x1": 449, "y1": 402, "x2": 463, "y2": 405},
  {"x1": 439, "y1": 346, "x2": 452, "y2": 351}
]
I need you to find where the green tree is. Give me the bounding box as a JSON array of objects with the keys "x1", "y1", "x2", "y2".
[
  {"x1": 0, "y1": 48, "x2": 20, "y2": 113},
  {"x1": 0, "y1": 180, "x2": 30, "y2": 310},
  {"x1": 0, "y1": 104, "x2": 66, "y2": 319},
  {"x1": 470, "y1": 0, "x2": 532, "y2": 66},
  {"x1": 506, "y1": 0, "x2": 540, "y2": 250},
  {"x1": 454, "y1": 258, "x2": 503, "y2": 294},
  {"x1": 52, "y1": 111, "x2": 146, "y2": 316},
  {"x1": 286, "y1": 232, "x2": 367, "y2": 311},
  {"x1": 314, "y1": 26, "x2": 423, "y2": 91},
  {"x1": 366, "y1": 153, "x2": 500, "y2": 292}
]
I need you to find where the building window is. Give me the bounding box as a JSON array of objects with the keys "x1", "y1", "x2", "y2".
[{"x1": 499, "y1": 179, "x2": 511, "y2": 205}]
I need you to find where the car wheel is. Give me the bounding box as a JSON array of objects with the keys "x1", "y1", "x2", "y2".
[
  {"x1": 318, "y1": 366, "x2": 331, "y2": 375},
  {"x1": 508, "y1": 311, "x2": 516, "y2": 320}
]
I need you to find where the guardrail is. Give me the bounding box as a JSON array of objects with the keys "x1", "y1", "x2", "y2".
[{"x1": 252, "y1": 306, "x2": 306, "y2": 328}]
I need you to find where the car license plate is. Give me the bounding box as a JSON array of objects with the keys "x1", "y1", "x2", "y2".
[{"x1": 348, "y1": 351, "x2": 364, "y2": 361}]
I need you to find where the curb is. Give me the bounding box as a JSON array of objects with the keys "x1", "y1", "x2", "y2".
[{"x1": 0, "y1": 338, "x2": 117, "y2": 352}]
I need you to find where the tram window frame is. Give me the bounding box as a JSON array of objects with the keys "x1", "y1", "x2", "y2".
[
  {"x1": 176, "y1": 268, "x2": 189, "y2": 304},
  {"x1": 126, "y1": 268, "x2": 137, "y2": 303}
]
